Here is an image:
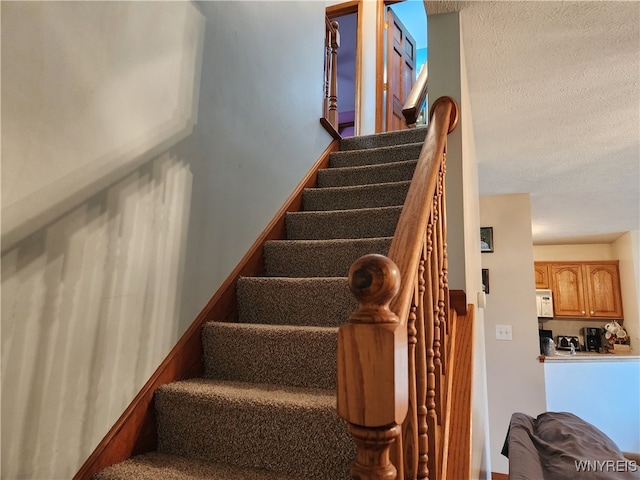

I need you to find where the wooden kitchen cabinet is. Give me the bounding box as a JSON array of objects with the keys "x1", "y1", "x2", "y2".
[
  {"x1": 549, "y1": 263, "x2": 588, "y2": 317},
  {"x1": 534, "y1": 263, "x2": 550, "y2": 289},
  {"x1": 583, "y1": 263, "x2": 623, "y2": 318},
  {"x1": 536, "y1": 261, "x2": 624, "y2": 319}
]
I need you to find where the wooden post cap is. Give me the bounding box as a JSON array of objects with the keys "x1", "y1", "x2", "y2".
[{"x1": 348, "y1": 254, "x2": 401, "y2": 324}]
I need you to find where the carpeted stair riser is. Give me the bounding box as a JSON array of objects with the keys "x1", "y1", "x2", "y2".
[
  {"x1": 264, "y1": 237, "x2": 392, "y2": 277},
  {"x1": 339, "y1": 126, "x2": 428, "y2": 151},
  {"x1": 92, "y1": 452, "x2": 302, "y2": 480},
  {"x1": 202, "y1": 322, "x2": 337, "y2": 390},
  {"x1": 155, "y1": 379, "x2": 354, "y2": 480},
  {"x1": 236, "y1": 277, "x2": 355, "y2": 327},
  {"x1": 329, "y1": 142, "x2": 422, "y2": 168},
  {"x1": 302, "y1": 181, "x2": 410, "y2": 211},
  {"x1": 285, "y1": 205, "x2": 402, "y2": 240},
  {"x1": 317, "y1": 159, "x2": 417, "y2": 188}
]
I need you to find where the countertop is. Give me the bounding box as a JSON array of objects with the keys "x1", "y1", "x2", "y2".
[{"x1": 539, "y1": 351, "x2": 640, "y2": 363}]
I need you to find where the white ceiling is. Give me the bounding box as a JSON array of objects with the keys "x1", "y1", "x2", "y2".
[{"x1": 426, "y1": 1, "x2": 640, "y2": 245}]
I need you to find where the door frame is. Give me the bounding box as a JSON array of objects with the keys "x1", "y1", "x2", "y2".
[
  {"x1": 326, "y1": 0, "x2": 363, "y2": 137},
  {"x1": 375, "y1": 0, "x2": 407, "y2": 133}
]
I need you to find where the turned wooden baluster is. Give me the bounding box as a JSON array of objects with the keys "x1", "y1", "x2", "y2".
[
  {"x1": 337, "y1": 254, "x2": 408, "y2": 480},
  {"x1": 424, "y1": 218, "x2": 439, "y2": 480},
  {"x1": 440, "y1": 155, "x2": 451, "y2": 365},
  {"x1": 436, "y1": 161, "x2": 448, "y2": 379},
  {"x1": 323, "y1": 18, "x2": 331, "y2": 119},
  {"x1": 323, "y1": 19, "x2": 340, "y2": 131},
  {"x1": 415, "y1": 241, "x2": 430, "y2": 480},
  {"x1": 402, "y1": 274, "x2": 420, "y2": 479},
  {"x1": 430, "y1": 196, "x2": 444, "y2": 425},
  {"x1": 328, "y1": 21, "x2": 340, "y2": 130}
]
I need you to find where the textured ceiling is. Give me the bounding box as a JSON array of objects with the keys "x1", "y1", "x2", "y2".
[{"x1": 427, "y1": 1, "x2": 640, "y2": 245}]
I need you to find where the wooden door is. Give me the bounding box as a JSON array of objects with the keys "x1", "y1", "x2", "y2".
[
  {"x1": 534, "y1": 262, "x2": 550, "y2": 289},
  {"x1": 385, "y1": 7, "x2": 416, "y2": 132},
  {"x1": 584, "y1": 263, "x2": 623, "y2": 318},
  {"x1": 550, "y1": 264, "x2": 587, "y2": 317}
]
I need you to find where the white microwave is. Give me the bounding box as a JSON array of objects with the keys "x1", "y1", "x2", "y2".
[{"x1": 536, "y1": 289, "x2": 554, "y2": 318}]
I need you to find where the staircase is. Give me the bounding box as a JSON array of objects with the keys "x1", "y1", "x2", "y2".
[{"x1": 93, "y1": 128, "x2": 430, "y2": 480}]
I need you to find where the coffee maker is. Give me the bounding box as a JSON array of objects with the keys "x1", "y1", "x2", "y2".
[
  {"x1": 539, "y1": 329, "x2": 553, "y2": 355},
  {"x1": 584, "y1": 327, "x2": 602, "y2": 352}
]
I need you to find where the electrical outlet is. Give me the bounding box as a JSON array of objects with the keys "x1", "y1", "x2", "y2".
[{"x1": 495, "y1": 324, "x2": 513, "y2": 341}]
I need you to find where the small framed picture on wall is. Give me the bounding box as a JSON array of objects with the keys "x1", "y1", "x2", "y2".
[
  {"x1": 482, "y1": 269, "x2": 490, "y2": 294},
  {"x1": 480, "y1": 227, "x2": 494, "y2": 253}
]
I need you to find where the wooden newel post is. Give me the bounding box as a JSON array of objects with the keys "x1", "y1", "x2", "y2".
[
  {"x1": 337, "y1": 254, "x2": 409, "y2": 480},
  {"x1": 328, "y1": 21, "x2": 340, "y2": 130}
]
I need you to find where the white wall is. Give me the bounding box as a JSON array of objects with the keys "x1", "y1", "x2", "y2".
[
  {"x1": 429, "y1": 12, "x2": 491, "y2": 479},
  {"x1": 480, "y1": 194, "x2": 548, "y2": 475},
  {"x1": 545, "y1": 359, "x2": 640, "y2": 453},
  {"x1": 1, "y1": 2, "x2": 332, "y2": 478},
  {"x1": 533, "y1": 243, "x2": 615, "y2": 261},
  {"x1": 613, "y1": 231, "x2": 640, "y2": 352}
]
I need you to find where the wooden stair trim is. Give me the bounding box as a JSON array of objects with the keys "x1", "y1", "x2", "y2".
[
  {"x1": 320, "y1": 117, "x2": 342, "y2": 140},
  {"x1": 72, "y1": 139, "x2": 340, "y2": 480},
  {"x1": 442, "y1": 304, "x2": 474, "y2": 480},
  {"x1": 449, "y1": 289, "x2": 467, "y2": 316}
]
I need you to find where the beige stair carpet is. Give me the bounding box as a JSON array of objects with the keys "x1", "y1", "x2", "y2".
[{"x1": 93, "y1": 127, "x2": 428, "y2": 480}]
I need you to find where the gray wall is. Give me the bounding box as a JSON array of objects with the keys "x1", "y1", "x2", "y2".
[{"x1": 1, "y1": 2, "x2": 331, "y2": 478}]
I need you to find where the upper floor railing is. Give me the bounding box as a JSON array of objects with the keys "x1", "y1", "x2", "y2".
[
  {"x1": 321, "y1": 16, "x2": 341, "y2": 139},
  {"x1": 403, "y1": 62, "x2": 429, "y2": 127}
]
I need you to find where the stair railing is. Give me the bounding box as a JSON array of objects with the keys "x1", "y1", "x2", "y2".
[
  {"x1": 337, "y1": 96, "x2": 459, "y2": 480},
  {"x1": 321, "y1": 17, "x2": 340, "y2": 138},
  {"x1": 402, "y1": 62, "x2": 429, "y2": 127}
]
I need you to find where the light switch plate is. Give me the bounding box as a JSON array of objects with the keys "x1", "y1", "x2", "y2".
[{"x1": 495, "y1": 324, "x2": 513, "y2": 341}]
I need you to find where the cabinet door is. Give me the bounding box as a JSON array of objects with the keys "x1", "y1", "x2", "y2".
[
  {"x1": 534, "y1": 263, "x2": 550, "y2": 289},
  {"x1": 584, "y1": 263, "x2": 623, "y2": 318},
  {"x1": 550, "y1": 264, "x2": 587, "y2": 317}
]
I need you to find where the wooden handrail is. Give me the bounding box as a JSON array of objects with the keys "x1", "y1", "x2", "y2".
[
  {"x1": 337, "y1": 96, "x2": 459, "y2": 480},
  {"x1": 402, "y1": 63, "x2": 429, "y2": 126},
  {"x1": 389, "y1": 96, "x2": 458, "y2": 324}
]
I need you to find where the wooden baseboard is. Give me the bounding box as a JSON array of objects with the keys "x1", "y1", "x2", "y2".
[
  {"x1": 492, "y1": 472, "x2": 509, "y2": 480},
  {"x1": 73, "y1": 139, "x2": 340, "y2": 480}
]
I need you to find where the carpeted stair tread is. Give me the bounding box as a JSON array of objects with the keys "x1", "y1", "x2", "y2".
[
  {"x1": 302, "y1": 180, "x2": 410, "y2": 211},
  {"x1": 285, "y1": 205, "x2": 402, "y2": 240},
  {"x1": 202, "y1": 322, "x2": 337, "y2": 389},
  {"x1": 264, "y1": 237, "x2": 392, "y2": 277},
  {"x1": 237, "y1": 277, "x2": 355, "y2": 327},
  {"x1": 329, "y1": 142, "x2": 422, "y2": 168},
  {"x1": 339, "y1": 126, "x2": 428, "y2": 150},
  {"x1": 156, "y1": 378, "x2": 354, "y2": 479},
  {"x1": 92, "y1": 452, "x2": 302, "y2": 480},
  {"x1": 317, "y1": 159, "x2": 417, "y2": 187}
]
